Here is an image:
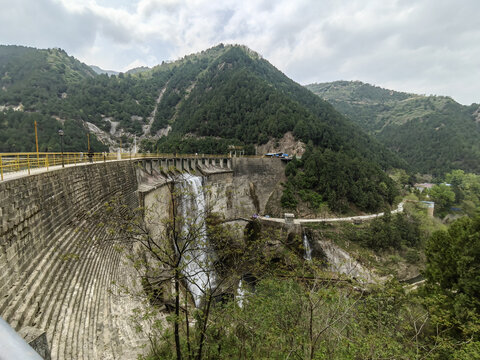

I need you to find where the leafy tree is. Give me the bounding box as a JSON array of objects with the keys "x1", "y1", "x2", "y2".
[
  {"x1": 423, "y1": 215, "x2": 480, "y2": 355},
  {"x1": 101, "y1": 173, "x2": 249, "y2": 360},
  {"x1": 444, "y1": 170, "x2": 480, "y2": 217},
  {"x1": 429, "y1": 184, "x2": 455, "y2": 216}
]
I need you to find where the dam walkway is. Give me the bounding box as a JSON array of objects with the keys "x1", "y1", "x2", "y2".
[{"x1": 0, "y1": 152, "x2": 235, "y2": 182}]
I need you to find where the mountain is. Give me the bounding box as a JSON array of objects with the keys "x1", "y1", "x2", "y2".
[
  {"x1": 0, "y1": 44, "x2": 403, "y2": 212},
  {"x1": 306, "y1": 81, "x2": 480, "y2": 175},
  {"x1": 0, "y1": 45, "x2": 96, "y2": 107},
  {"x1": 142, "y1": 45, "x2": 404, "y2": 168},
  {"x1": 126, "y1": 66, "x2": 150, "y2": 75},
  {"x1": 0, "y1": 45, "x2": 106, "y2": 152},
  {"x1": 89, "y1": 65, "x2": 119, "y2": 76}
]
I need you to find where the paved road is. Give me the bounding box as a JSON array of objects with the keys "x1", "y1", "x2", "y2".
[{"x1": 259, "y1": 201, "x2": 405, "y2": 224}]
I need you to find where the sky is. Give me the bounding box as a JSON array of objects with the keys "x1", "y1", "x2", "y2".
[{"x1": 1, "y1": 0, "x2": 480, "y2": 104}]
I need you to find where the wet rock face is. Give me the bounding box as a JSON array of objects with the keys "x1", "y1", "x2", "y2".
[{"x1": 317, "y1": 239, "x2": 381, "y2": 284}]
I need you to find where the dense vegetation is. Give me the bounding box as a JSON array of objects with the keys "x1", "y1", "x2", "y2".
[
  {"x1": 57, "y1": 71, "x2": 169, "y2": 135},
  {"x1": 0, "y1": 45, "x2": 96, "y2": 109},
  {"x1": 0, "y1": 45, "x2": 107, "y2": 151},
  {"x1": 307, "y1": 81, "x2": 480, "y2": 175},
  {"x1": 0, "y1": 44, "x2": 405, "y2": 212},
  {"x1": 426, "y1": 170, "x2": 480, "y2": 217},
  {"x1": 422, "y1": 214, "x2": 480, "y2": 357},
  {"x1": 0, "y1": 110, "x2": 106, "y2": 152},
  {"x1": 282, "y1": 146, "x2": 398, "y2": 213},
  {"x1": 347, "y1": 210, "x2": 422, "y2": 250}
]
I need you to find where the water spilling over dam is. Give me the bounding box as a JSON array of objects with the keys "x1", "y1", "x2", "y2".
[
  {"x1": 179, "y1": 174, "x2": 216, "y2": 307},
  {"x1": 0, "y1": 156, "x2": 287, "y2": 359}
]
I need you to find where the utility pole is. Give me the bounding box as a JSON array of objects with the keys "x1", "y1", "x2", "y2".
[
  {"x1": 87, "y1": 133, "x2": 90, "y2": 152},
  {"x1": 34, "y1": 120, "x2": 39, "y2": 166},
  {"x1": 58, "y1": 129, "x2": 64, "y2": 168}
]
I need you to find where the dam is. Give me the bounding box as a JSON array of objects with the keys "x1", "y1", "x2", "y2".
[{"x1": 0, "y1": 156, "x2": 286, "y2": 359}]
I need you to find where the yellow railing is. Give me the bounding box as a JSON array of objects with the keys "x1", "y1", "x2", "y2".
[{"x1": 0, "y1": 152, "x2": 260, "y2": 181}]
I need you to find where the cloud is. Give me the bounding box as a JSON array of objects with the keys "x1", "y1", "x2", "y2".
[
  {"x1": 0, "y1": 0, "x2": 98, "y2": 51},
  {"x1": 2, "y1": 0, "x2": 480, "y2": 103}
]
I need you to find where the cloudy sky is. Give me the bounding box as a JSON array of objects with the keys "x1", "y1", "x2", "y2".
[{"x1": 1, "y1": 0, "x2": 480, "y2": 104}]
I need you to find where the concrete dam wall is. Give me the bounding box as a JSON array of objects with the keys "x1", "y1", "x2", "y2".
[
  {"x1": 0, "y1": 157, "x2": 286, "y2": 359},
  {"x1": 0, "y1": 161, "x2": 144, "y2": 359}
]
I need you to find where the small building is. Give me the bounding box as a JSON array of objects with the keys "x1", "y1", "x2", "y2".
[
  {"x1": 414, "y1": 183, "x2": 434, "y2": 192},
  {"x1": 420, "y1": 201, "x2": 435, "y2": 217}
]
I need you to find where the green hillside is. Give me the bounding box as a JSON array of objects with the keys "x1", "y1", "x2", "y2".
[
  {"x1": 307, "y1": 81, "x2": 480, "y2": 175},
  {"x1": 143, "y1": 46, "x2": 405, "y2": 170},
  {"x1": 0, "y1": 45, "x2": 96, "y2": 108},
  {"x1": 0, "y1": 44, "x2": 404, "y2": 212},
  {"x1": 0, "y1": 45, "x2": 106, "y2": 151}
]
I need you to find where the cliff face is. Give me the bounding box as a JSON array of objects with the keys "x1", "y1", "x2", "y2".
[{"x1": 206, "y1": 157, "x2": 287, "y2": 219}]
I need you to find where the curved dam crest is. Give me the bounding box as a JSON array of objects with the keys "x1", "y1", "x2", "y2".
[{"x1": 0, "y1": 157, "x2": 286, "y2": 359}]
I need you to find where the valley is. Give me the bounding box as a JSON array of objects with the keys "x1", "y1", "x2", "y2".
[{"x1": 0, "y1": 43, "x2": 479, "y2": 359}]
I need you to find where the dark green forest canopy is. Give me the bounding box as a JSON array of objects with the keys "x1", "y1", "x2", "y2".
[
  {"x1": 0, "y1": 44, "x2": 404, "y2": 211},
  {"x1": 148, "y1": 46, "x2": 406, "y2": 170},
  {"x1": 0, "y1": 110, "x2": 106, "y2": 152},
  {"x1": 307, "y1": 81, "x2": 480, "y2": 175},
  {"x1": 423, "y1": 215, "x2": 480, "y2": 351},
  {"x1": 282, "y1": 147, "x2": 398, "y2": 213}
]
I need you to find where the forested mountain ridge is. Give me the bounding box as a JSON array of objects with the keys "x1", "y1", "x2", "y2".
[
  {"x1": 0, "y1": 44, "x2": 404, "y2": 166},
  {"x1": 0, "y1": 45, "x2": 96, "y2": 107},
  {"x1": 0, "y1": 45, "x2": 107, "y2": 151},
  {"x1": 147, "y1": 45, "x2": 405, "y2": 171},
  {"x1": 306, "y1": 81, "x2": 480, "y2": 175},
  {"x1": 0, "y1": 44, "x2": 403, "y2": 212}
]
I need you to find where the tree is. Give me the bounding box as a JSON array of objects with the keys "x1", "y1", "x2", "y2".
[
  {"x1": 429, "y1": 184, "x2": 455, "y2": 216},
  {"x1": 423, "y1": 215, "x2": 480, "y2": 354},
  {"x1": 101, "y1": 172, "x2": 243, "y2": 360}
]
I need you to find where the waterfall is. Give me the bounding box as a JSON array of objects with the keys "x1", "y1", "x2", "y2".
[
  {"x1": 303, "y1": 234, "x2": 312, "y2": 261},
  {"x1": 179, "y1": 174, "x2": 215, "y2": 307},
  {"x1": 236, "y1": 279, "x2": 245, "y2": 308}
]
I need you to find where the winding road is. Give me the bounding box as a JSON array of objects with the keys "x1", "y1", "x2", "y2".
[{"x1": 259, "y1": 201, "x2": 405, "y2": 225}]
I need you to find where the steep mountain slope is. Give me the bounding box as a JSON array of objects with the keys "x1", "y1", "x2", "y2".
[
  {"x1": 144, "y1": 45, "x2": 405, "y2": 170},
  {"x1": 307, "y1": 81, "x2": 480, "y2": 175},
  {"x1": 0, "y1": 44, "x2": 403, "y2": 212},
  {"x1": 0, "y1": 45, "x2": 106, "y2": 151},
  {"x1": 0, "y1": 45, "x2": 96, "y2": 108}
]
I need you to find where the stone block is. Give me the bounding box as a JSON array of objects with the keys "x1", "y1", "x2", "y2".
[{"x1": 18, "y1": 326, "x2": 52, "y2": 360}]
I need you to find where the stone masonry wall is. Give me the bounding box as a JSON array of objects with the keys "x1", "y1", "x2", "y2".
[
  {"x1": 0, "y1": 161, "x2": 145, "y2": 359},
  {"x1": 206, "y1": 158, "x2": 286, "y2": 219},
  {"x1": 0, "y1": 157, "x2": 287, "y2": 359}
]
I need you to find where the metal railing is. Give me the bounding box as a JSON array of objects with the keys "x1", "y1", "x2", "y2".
[{"x1": 0, "y1": 152, "x2": 257, "y2": 181}]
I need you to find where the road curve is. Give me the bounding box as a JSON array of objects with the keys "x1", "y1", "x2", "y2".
[{"x1": 258, "y1": 201, "x2": 405, "y2": 225}]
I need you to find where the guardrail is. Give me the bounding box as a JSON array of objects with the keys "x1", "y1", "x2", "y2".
[
  {"x1": 0, "y1": 152, "x2": 113, "y2": 181},
  {"x1": 0, "y1": 152, "x2": 271, "y2": 181}
]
